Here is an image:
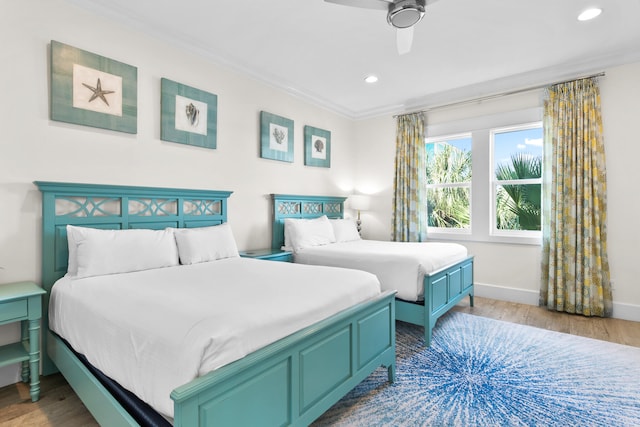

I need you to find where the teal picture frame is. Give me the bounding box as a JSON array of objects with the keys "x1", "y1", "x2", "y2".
[
  {"x1": 304, "y1": 125, "x2": 331, "y2": 168},
  {"x1": 260, "y1": 111, "x2": 294, "y2": 162},
  {"x1": 50, "y1": 40, "x2": 137, "y2": 134},
  {"x1": 161, "y1": 78, "x2": 217, "y2": 150}
]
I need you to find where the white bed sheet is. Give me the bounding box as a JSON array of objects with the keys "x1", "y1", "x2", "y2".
[
  {"x1": 49, "y1": 257, "x2": 381, "y2": 420},
  {"x1": 294, "y1": 240, "x2": 468, "y2": 301}
]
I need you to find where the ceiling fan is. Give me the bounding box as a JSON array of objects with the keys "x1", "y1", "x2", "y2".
[{"x1": 325, "y1": 0, "x2": 435, "y2": 55}]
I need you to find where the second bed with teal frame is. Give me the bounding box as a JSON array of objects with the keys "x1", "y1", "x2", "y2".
[{"x1": 271, "y1": 193, "x2": 475, "y2": 346}]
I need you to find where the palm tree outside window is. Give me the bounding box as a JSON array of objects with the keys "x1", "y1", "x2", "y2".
[
  {"x1": 426, "y1": 134, "x2": 472, "y2": 232},
  {"x1": 491, "y1": 123, "x2": 543, "y2": 235}
]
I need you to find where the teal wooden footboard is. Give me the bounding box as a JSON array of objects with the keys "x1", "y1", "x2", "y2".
[
  {"x1": 395, "y1": 256, "x2": 474, "y2": 346},
  {"x1": 48, "y1": 292, "x2": 396, "y2": 427},
  {"x1": 171, "y1": 290, "x2": 395, "y2": 426},
  {"x1": 37, "y1": 182, "x2": 396, "y2": 426}
]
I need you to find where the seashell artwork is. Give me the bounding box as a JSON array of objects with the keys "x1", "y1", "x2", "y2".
[
  {"x1": 273, "y1": 127, "x2": 286, "y2": 144},
  {"x1": 185, "y1": 102, "x2": 200, "y2": 127}
]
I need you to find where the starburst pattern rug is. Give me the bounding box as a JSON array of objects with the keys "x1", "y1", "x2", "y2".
[{"x1": 313, "y1": 312, "x2": 640, "y2": 426}]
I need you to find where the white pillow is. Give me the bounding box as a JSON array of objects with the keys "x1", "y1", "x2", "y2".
[
  {"x1": 284, "y1": 215, "x2": 336, "y2": 251},
  {"x1": 67, "y1": 225, "x2": 179, "y2": 279},
  {"x1": 66, "y1": 226, "x2": 79, "y2": 276},
  {"x1": 330, "y1": 218, "x2": 361, "y2": 242},
  {"x1": 173, "y1": 223, "x2": 239, "y2": 265}
]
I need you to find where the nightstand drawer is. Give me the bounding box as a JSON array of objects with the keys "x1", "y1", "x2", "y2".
[{"x1": 0, "y1": 300, "x2": 28, "y2": 323}]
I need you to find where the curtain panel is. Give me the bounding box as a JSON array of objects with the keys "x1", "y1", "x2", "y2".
[
  {"x1": 391, "y1": 112, "x2": 426, "y2": 242},
  {"x1": 541, "y1": 77, "x2": 612, "y2": 317}
]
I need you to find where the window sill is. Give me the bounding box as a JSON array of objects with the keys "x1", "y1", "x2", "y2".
[{"x1": 426, "y1": 232, "x2": 541, "y2": 246}]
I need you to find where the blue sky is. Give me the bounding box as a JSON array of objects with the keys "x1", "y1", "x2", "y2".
[{"x1": 493, "y1": 127, "x2": 543, "y2": 171}]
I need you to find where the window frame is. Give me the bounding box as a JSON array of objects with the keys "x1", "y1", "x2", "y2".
[
  {"x1": 425, "y1": 107, "x2": 543, "y2": 245},
  {"x1": 489, "y1": 122, "x2": 543, "y2": 241},
  {"x1": 425, "y1": 132, "x2": 473, "y2": 235}
]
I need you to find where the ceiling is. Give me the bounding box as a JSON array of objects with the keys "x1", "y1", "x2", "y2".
[{"x1": 64, "y1": 0, "x2": 640, "y2": 119}]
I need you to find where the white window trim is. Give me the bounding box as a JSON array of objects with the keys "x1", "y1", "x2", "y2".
[
  {"x1": 425, "y1": 107, "x2": 543, "y2": 246},
  {"x1": 489, "y1": 121, "x2": 542, "y2": 243},
  {"x1": 426, "y1": 133, "x2": 472, "y2": 235}
]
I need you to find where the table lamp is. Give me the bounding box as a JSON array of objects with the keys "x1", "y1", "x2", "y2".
[{"x1": 349, "y1": 195, "x2": 371, "y2": 234}]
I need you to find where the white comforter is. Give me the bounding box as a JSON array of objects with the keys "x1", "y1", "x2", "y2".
[
  {"x1": 294, "y1": 240, "x2": 468, "y2": 301},
  {"x1": 49, "y1": 257, "x2": 381, "y2": 419}
]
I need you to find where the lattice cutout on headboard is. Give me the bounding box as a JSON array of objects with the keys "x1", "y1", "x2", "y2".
[
  {"x1": 55, "y1": 197, "x2": 121, "y2": 217},
  {"x1": 324, "y1": 202, "x2": 342, "y2": 215},
  {"x1": 277, "y1": 201, "x2": 301, "y2": 215},
  {"x1": 303, "y1": 202, "x2": 323, "y2": 215},
  {"x1": 129, "y1": 198, "x2": 177, "y2": 216},
  {"x1": 54, "y1": 196, "x2": 223, "y2": 218},
  {"x1": 184, "y1": 199, "x2": 221, "y2": 216}
]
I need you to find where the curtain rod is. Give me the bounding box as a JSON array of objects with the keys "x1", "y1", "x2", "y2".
[{"x1": 394, "y1": 71, "x2": 606, "y2": 117}]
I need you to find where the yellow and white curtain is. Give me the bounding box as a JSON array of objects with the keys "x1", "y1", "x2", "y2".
[
  {"x1": 541, "y1": 77, "x2": 612, "y2": 317},
  {"x1": 391, "y1": 112, "x2": 426, "y2": 242}
]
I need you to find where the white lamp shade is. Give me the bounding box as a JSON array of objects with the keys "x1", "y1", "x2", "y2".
[{"x1": 349, "y1": 195, "x2": 371, "y2": 211}]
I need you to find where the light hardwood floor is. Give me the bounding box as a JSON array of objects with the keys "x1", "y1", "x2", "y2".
[{"x1": 1, "y1": 296, "x2": 638, "y2": 426}]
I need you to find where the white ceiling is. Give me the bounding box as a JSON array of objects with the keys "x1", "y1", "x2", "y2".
[{"x1": 65, "y1": 0, "x2": 640, "y2": 119}]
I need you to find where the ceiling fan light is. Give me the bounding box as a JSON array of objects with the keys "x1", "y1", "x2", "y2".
[{"x1": 387, "y1": 0, "x2": 426, "y2": 28}]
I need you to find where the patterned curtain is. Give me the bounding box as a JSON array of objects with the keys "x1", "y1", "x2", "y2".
[
  {"x1": 391, "y1": 112, "x2": 426, "y2": 242},
  {"x1": 541, "y1": 77, "x2": 612, "y2": 317}
]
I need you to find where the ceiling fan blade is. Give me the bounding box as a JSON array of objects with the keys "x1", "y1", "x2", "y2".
[
  {"x1": 396, "y1": 26, "x2": 414, "y2": 55},
  {"x1": 324, "y1": 0, "x2": 391, "y2": 11}
]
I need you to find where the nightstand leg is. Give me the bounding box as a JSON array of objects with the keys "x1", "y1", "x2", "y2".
[
  {"x1": 20, "y1": 322, "x2": 29, "y2": 383},
  {"x1": 28, "y1": 319, "x2": 41, "y2": 402}
]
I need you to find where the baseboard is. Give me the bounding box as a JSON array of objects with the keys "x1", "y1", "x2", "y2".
[
  {"x1": 473, "y1": 282, "x2": 640, "y2": 322},
  {"x1": 610, "y1": 302, "x2": 640, "y2": 323},
  {"x1": 473, "y1": 282, "x2": 539, "y2": 306}
]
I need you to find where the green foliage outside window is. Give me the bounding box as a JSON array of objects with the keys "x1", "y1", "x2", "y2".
[
  {"x1": 426, "y1": 143, "x2": 472, "y2": 228},
  {"x1": 495, "y1": 153, "x2": 542, "y2": 231}
]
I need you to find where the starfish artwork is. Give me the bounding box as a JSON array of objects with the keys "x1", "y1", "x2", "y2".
[{"x1": 82, "y1": 78, "x2": 115, "y2": 106}]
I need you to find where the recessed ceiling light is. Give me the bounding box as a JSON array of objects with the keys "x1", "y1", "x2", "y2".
[
  {"x1": 578, "y1": 7, "x2": 602, "y2": 21},
  {"x1": 364, "y1": 75, "x2": 379, "y2": 84}
]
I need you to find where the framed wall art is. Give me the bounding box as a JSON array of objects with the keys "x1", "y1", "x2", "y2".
[
  {"x1": 260, "y1": 111, "x2": 294, "y2": 162},
  {"x1": 161, "y1": 78, "x2": 217, "y2": 149},
  {"x1": 50, "y1": 40, "x2": 137, "y2": 134},
  {"x1": 304, "y1": 125, "x2": 331, "y2": 168}
]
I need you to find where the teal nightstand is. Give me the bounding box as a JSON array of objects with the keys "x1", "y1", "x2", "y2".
[
  {"x1": 0, "y1": 281, "x2": 46, "y2": 402},
  {"x1": 239, "y1": 248, "x2": 293, "y2": 262}
]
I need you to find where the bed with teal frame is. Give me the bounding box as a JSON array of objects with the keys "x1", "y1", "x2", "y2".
[
  {"x1": 271, "y1": 193, "x2": 474, "y2": 346},
  {"x1": 36, "y1": 181, "x2": 396, "y2": 427}
]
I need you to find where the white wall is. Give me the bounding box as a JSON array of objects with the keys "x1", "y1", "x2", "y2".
[
  {"x1": 599, "y1": 62, "x2": 640, "y2": 319},
  {"x1": 0, "y1": 0, "x2": 358, "y2": 386},
  {"x1": 355, "y1": 66, "x2": 640, "y2": 320}
]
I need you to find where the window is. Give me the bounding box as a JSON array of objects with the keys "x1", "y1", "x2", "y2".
[
  {"x1": 425, "y1": 107, "x2": 543, "y2": 245},
  {"x1": 491, "y1": 123, "x2": 542, "y2": 236},
  {"x1": 426, "y1": 134, "x2": 472, "y2": 233}
]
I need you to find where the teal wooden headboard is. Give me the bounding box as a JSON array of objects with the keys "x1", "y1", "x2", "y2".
[
  {"x1": 35, "y1": 181, "x2": 232, "y2": 374},
  {"x1": 271, "y1": 194, "x2": 346, "y2": 249}
]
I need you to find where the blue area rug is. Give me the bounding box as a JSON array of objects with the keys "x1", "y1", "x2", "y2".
[{"x1": 313, "y1": 312, "x2": 640, "y2": 426}]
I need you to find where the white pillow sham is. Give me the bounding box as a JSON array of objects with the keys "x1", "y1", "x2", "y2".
[
  {"x1": 330, "y1": 218, "x2": 361, "y2": 242},
  {"x1": 284, "y1": 215, "x2": 336, "y2": 251},
  {"x1": 172, "y1": 223, "x2": 239, "y2": 265},
  {"x1": 66, "y1": 225, "x2": 179, "y2": 279}
]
